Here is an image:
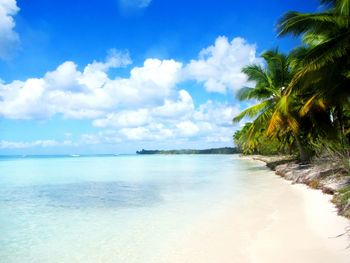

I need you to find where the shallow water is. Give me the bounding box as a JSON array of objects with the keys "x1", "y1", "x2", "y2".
[{"x1": 0, "y1": 155, "x2": 267, "y2": 263}]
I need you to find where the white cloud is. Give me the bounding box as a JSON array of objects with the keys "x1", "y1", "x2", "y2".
[
  {"x1": 120, "y1": 127, "x2": 151, "y2": 140},
  {"x1": 0, "y1": 35, "x2": 259, "y2": 148},
  {"x1": 152, "y1": 89, "x2": 194, "y2": 118},
  {"x1": 185, "y1": 36, "x2": 260, "y2": 93},
  {"x1": 0, "y1": 51, "x2": 182, "y2": 120},
  {"x1": 0, "y1": 78, "x2": 49, "y2": 119},
  {"x1": 93, "y1": 109, "x2": 150, "y2": 128},
  {"x1": 119, "y1": 0, "x2": 152, "y2": 10},
  {"x1": 0, "y1": 37, "x2": 255, "y2": 120},
  {"x1": 115, "y1": 124, "x2": 175, "y2": 142},
  {"x1": 91, "y1": 89, "x2": 195, "y2": 130},
  {"x1": 78, "y1": 49, "x2": 132, "y2": 90},
  {"x1": 176, "y1": 121, "x2": 199, "y2": 137},
  {"x1": 87, "y1": 97, "x2": 240, "y2": 143},
  {"x1": 0, "y1": 139, "x2": 59, "y2": 149},
  {"x1": 0, "y1": 0, "x2": 19, "y2": 59},
  {"x1": 119, "y1": 58, "x2": 182, "y2": 106},
  {"x1": 193, "y1": 100, "x2": 240, "y2": 126},
  {"x1": 45, "y1": 62, "x2": 82, "y2": 92}
]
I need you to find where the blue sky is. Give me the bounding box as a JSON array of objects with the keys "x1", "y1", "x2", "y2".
[{"x1": 0, "y1": 0, "x2": 319, "y2": 154}]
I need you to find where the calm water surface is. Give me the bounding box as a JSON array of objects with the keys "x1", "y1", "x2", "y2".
[{"x1": 0, "y1": 155, "x2": 266, "y2": 263}]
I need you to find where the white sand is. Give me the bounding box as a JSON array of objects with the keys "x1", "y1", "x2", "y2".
[{"x1": 166, "y1": 159, "x2": 350, "y2": 263}]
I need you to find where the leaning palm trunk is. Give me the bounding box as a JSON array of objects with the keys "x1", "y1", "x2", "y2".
[
  {"x1": 334, "y1": 105, "x2": 346, "y2": 141},
  {"x1": 295, "y1": 135, "x2": 311, "y2": 163}
]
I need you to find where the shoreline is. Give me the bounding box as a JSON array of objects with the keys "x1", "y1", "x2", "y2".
[
  {"x1": 247, "y1": 155, "x2": 350, "y2": 218},
  {"x1": 167, "y1": 156, "x2": 350, "y2": 262}
]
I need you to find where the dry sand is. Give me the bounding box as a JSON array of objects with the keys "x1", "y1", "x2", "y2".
[{"x1": 166, "y1": 159, "x2": 350, "y2": 263}]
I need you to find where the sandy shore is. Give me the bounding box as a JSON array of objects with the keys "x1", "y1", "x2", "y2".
[{"x1": 167, "y1": 158, "x2": 350, "y2": 263}]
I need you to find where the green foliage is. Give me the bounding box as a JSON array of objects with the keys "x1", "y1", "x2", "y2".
[
  {"x1": 136, "y1": 147, "x2": 239, "y2": 155},
  {"x1": 233, "y1": 0, "x2": 350, "y2": 167},
  {"x1": 278, "y1": 0, "x2": 350, "y2": 113},
  {"x1": 311, "y1": 138, "x2": 350, "y2": 173},
  {"x1": 233, "y1": 123, "x2": 284, "y2": 155},
  {"x1": 333, "y1": 185, "x2": 350, "y2": 218},
  {"x1": 232, "y1": 49, "x2": 308, "y2": 160}
]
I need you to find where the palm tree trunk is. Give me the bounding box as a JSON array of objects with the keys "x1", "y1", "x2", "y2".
[
  {"x1": 336, "y1": 105, "x2": 347, "y2": 144},
  {"x1": 295, "y1": 135, "x2": 310, "y2": 163}
]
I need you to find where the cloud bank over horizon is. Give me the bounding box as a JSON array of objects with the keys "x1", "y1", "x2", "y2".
[{"x1": 0, "y1": 36, "x2": 259, "y2": 150}]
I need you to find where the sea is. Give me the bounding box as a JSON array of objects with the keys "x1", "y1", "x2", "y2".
[{"x1": 0, "y1": 154, "x2": 268, "y2": 262}]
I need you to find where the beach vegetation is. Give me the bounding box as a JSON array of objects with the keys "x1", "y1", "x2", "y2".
[{"x1": 233, "y1": 0, "x2": 350, "y2": 165}]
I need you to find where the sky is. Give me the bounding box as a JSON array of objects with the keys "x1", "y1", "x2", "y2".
[{"x1": 0, "y1": 0, "x2": 320, "y2": 155}]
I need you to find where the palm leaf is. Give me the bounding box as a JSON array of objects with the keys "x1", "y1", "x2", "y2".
[
  {"x1": 300, "y1": 94, "x2": 318, "y2": 116},
  {"x1": 288, "y1": 32, "x2": 350, "y2": 89},
  {"x1": 232, "y1": 100, "x2": 272, "y2": 122},
  {"x1": 242, "y1": 64, "x2": 270, "y2": 85},
  {"x1": 336, "y1": 0, "x2": 350, "y2": 16},
  {"x1": 278, "y1": 12, "x2": 344, "y2": 37}
]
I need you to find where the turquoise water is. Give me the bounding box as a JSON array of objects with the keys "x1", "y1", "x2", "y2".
[{"x1": 0, "y1": 155, "x2": 263, "y2": 262}]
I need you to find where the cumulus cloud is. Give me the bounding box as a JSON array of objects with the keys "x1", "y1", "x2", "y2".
[
  {"x1": 88, "y1": 97, "x2": 239, "y2": 143},
  {"x1": 152, "y1": 89, "x2": 194, "y2": 118},
  {"x1": 118, "y1": 0, "x2": 152, "y2": 13},
  {"x1": 0, "y1": 36, "x2": 256, "y2": 121},
  {"x1": 176, "y1": 121, "x2": 199, "y2": 137},
  {"x1": 0, "y1": 100, "x2": 239, "y2": 149},
  {"x1": 0, "y1": 35, "x2": 259, "y2": 148},
  {"x1": 93, "y1": 109, "x2": 151, "y2": 128},
  {"x1": 0, "y1": 51, "x2": 182, "y2": 119},
  {"x1": 91, "y1": 89, "x2": 195, "y2": 129},
  {"x1": 185, "y1": 36, "x2": 260, "y2": 93},
  {"x1": 193, "y1": 100, "x2": 240, "y2": 126},
  {"x1": 89, "y1": 85, "x2": 239, "y2": 143},
  {"x1": 0, "y1": 0, "x2": 20, "y2": 59},
  {"x1": 0, "y1": 139, "x2": 60, "y2": 149}
]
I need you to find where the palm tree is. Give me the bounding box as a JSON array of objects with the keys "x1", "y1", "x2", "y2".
[
  {"x1": 277, "y1": 0, "x2": 350, "y2": 139},
  {"x1": 233, "y1": 122, "x2": 288, "y2": 155},
  {"x1": 233, "y1": 49, "x2": 311, "y2": 161}
]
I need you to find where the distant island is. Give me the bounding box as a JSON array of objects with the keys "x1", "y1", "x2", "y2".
[{"x1": 136, "y1": 147, "x2": 239, "y2": 155}]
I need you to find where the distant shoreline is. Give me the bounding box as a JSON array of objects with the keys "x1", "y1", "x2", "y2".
[{"x1": 136, "y1": 147, "x2": 239, "y2": 155}]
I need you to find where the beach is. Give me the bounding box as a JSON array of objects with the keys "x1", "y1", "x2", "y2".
[{"x1": 168, "y1": 158, "x2": 350, "y2": 262}]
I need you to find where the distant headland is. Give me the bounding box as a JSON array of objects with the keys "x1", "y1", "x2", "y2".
[{"x1": 136, "y1": 147, "x2": 239, "y2": 155}]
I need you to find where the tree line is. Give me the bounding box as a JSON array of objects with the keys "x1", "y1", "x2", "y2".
[
  {"x1": 233, "y1": 0, "x2": 350, "y2": 164},
  {"x1": 136, "y1": 147, "x2": 238, "y2": 154}
]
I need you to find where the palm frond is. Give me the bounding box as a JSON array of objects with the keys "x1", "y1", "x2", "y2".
[
  {"x1": 288, "y1": 32, "x2": 350, "y2": 89},
  {"x1": 232, "y1": 100, "x2": 271, "y2": 122},
  {"x1": 319, "y1": 0, "x2": 336, "y2": 6},
  {"x1": 278, "y1": 12, "x2": 344, "y2": 37},
  {"x1": 336, "y1": 0, "x2": 350, "y2": 16},
  {"x1": 241, "y1": 64, "x2": 270, "y2": 85},
  {"x1": 302, "y1": 32, "x2": 329, "y2": 46},
  {"x1": 267, "y1": 111, "x2": 282, "y2": 135},
  {"x1": 236, "y1": 87, "x2": 255, "y2": 101},
  {"x1": 276, "y1": 95, "x2": 289, "y2": 115},
  {"x1": 286, "y1": 116, "x2": 299, "y2": 134},
  {"x1": 344, "y1": 70, "x2": 350, "y2": 79},
  {"x1": 300, "y1": 94, "x2": 318, "y2": 116}
]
